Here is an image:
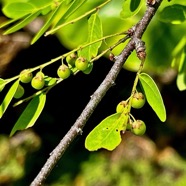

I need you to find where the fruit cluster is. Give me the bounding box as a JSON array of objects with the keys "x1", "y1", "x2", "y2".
[
  {"x1": 116, "y1": 92, "x2": 146, "y2": 136},
  {"x1": 13, "y1": 53, "x2": 93, "y2": 100}
]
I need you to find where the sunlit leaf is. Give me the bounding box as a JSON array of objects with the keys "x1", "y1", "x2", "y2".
[
  {"x1": 31, "y1": 3, "x2": 63, "y2": 44},
  {"x1": 2, "y1": 2, "x2": 36, "y2": 19},
  {"x1": 0, "y1": 78, "x2": 6, "y2": 92},
  {"x1": 120, "y1": 0, "x2": 144, "y2": 19},
  {"x1": 158, "y1": 4, "x2": 186, "y2": 24},
  {"x1": 55, "y1": 0, "x2": 87, "y2": 27},
  {"x1": 78, "y1": 13, "x2": 103, "y2": 61},
  {"x1": 85, "y1": 112, "x2": 128, "y2": 151},
  {"x1": 44, "y1": 76, "x2": 57, "y2": 86},
  {"x1": 0, "y1": 80, "x2": 19, "y2": 118},
  {"x1": 139, "y1": 73, "x2": 166, "y2": 122},
  {"x1": 4, "y1": 11, "x2": 41, "y2": 35},
  {"x1": 177, "y1": 51, "x2": 186, "y2": 91},
  {"x1": 10, "y1": 93, "x2": 46, "y2": 136}
]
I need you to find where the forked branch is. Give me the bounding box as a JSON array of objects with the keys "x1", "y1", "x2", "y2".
[{"x1": 30, "y1": 0, "x2": 163, "y2": 185}]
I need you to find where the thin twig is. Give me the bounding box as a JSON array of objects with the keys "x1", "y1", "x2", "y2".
[{"x1": 30, "y1": 0, "x2": 163, "y2": 185}]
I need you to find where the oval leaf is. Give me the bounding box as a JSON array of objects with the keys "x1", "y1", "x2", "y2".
[
  {"x1": 85, "y1": 112, "x2": 128, "y2": 151},
  {"x1": 139, "y1": 73, "x2": 166, "y2": 122},
  {"x1": 0, "y1": 78, "x2": 6, "y2": 92},
  {"x1": 31, "y1": 3, "x2": 63, "y2": 44},
  {"x1": 120, "y1": 0, "x2": 144, "y2": 19},
  {"x1": 4, "y1": 11, "x2": 41, "y2": 35},
  {"x1": 78, "y1": 13, "x2": 103, "y2": 61},
  {"x1": 3, "y1": 2, "x2": 35, "y2": 19},
  {"x1": 0, "y1": 80, "x2": 19, "y2": 118},
  {"x1": 158, "y1": 4, "x2": 186, "y2": 24},
  {"x1": 10, "y1": 93, "x2": 46, "y2": 136},
  {"x1": 176, "y1": 51, "x2": 186, "y2": 91}
]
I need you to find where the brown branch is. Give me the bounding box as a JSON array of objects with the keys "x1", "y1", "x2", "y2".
[{"x1": 30, "y1": 0, "x2": 163, "y2": 185}]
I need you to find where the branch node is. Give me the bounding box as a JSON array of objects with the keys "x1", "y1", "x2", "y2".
[
  {"x1": 134, "y1": 38, "x2": 146, "y2": 60},
  {"x1": 147, "y1": 0, "x2": 156, "y2": 6},
  {"x1": 127, "y1": 26, "x2": 136, "y2": 37},
  {"x1": 74, "y1": 126, "x2": 83, "y2": 135}
]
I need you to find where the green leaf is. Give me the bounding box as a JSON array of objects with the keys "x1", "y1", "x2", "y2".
[
  {"x1": 139, "y1": 73, "x2": 166, "y2": 122},
  {"x1": 120, "y1": 0, "x2": 144, "y2": 19},
  {"x1": 28, "y1": 0, "x2": 52, "y2": 8},
  {"x1": 10, "y1": 93, "x2": 46, "y2": 136},
  {"x1": 0, "y1": 16, "x2": 26, "y2": 29},
  {"x1": 85, "y1": 112, "x2": 129, "y2": 151},
  {"x1": 158, "y1": 4, "x2": 186, "y2": 24},
  {"x1": 55, "y1": 0, "x2": 87, "y2": 27},
  {"x1": 44, "y1": 76, "x2": 57, "y2": 86},
  {"x1": 31, "y1": 3, "x2": 63, "y2": 44},
  {"x1": 78, "y1": 13, "x2": 103, "y2": 61},
  {"x1": 0, "y1": 80, "x2": 19, "y2": 118},
  {"x1": 4, "y1": 11, "x2": 41, "y2": 35},
  {"x1": 2, "y1": 2, "x2": 36, "y2": 19},
  {"x1": 0, "y1": 78, "x2": 6, "y2": 92},
  {"x1": 176, "y1": 51, "x2": 186, "y2": 91}
]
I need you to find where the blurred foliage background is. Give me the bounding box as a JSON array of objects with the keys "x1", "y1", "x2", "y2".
[{"x1": 0, "y1": 0, "x2": 186, "y2": 185}]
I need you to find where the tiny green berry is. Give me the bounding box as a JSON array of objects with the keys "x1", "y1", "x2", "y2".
[
  {"x1": 57, "y1": 64, "x2": 71, "y2": 79},
  {"x1": 66, "y1": 53, "x2": 77, "y2": 67},
  {"x1": 31, "y1": 73, "x2": 45, "y2": 90},
  {"x1": 36, "y1": 71, "x2": 45, "y2": 78},
  {"x1": 20, "y1": 69, "x2": 33, "y2": 83},
  {"x1": 131, "y1": 92, "x2": 145, "y2": 109},
  {"x1": 14, "y1": 84, "x2": 25, "y2": 99},
  {"x1": 131, "y1": 120, "x2": 146, "y2": 136},
  {"x1": 75, "y1": 57, "x2": 89, "y2": 71},
  {"x1": 116, "y1": 100, "x2": 128, "y2": 113}
]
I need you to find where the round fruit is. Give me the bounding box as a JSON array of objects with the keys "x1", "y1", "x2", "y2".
[
  {"x1": 31, "y1": 73, "x2": 45, "y2": 90},
  {"x1": 116, "y1": 100, "x2": 128, "y2": 113},
  {"x1": 131, "y1": 120, "x2": 146, "y2": 136},
  {"x1": 20, "y1": 69, "x2": 33, "y2": 83},
  {"x1": 36, "y1": 71, "x2": 45, "y2": 78},
  {"x1": 66, "y1": 53, "x2": 77, "y2": 67},
  {"x1": 75, "y1": 57, "x2": 89, "y2": 71},
  {"x1": 131, "y1": 92, "x2": 145, "y2": 109},
  {"x1": 57, "y1": 64, "x2": 71, "y2": 79},
  {"x1": 14, "y1": 84, "x2": 25, "y2": 99}
]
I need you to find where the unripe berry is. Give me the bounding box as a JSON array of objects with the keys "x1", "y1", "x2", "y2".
[
  {"x1": 14, "y1": 84, "x2": 25, "y2": 99},
  {"x1": 116, "y1": 100, "x2": 128, "y2": 113},
  {"x1": 131, "y1": 92, "x2": 145, "y2": 109},
  {"x1": 31, "y1": 73, "x2": 45, "y2": 90},
  {"x1": 66, "y1": 53, "x2": 77, "y2": 67},
  {"x1": 20, "y1": 69, "x2": 33, "y2": 83},
  {"x1": 75, "y1": 57, "x2": 89, "y2": 71},
  {"x1": 131, "y1": 120, "x2": 146, "y2": 136},
  {"x1": 57, "y1": 64, "x2": 71, "y2": 79}
]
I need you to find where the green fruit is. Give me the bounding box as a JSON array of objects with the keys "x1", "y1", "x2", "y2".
[
  {"x1": 57, "y1": 64, "x2": 71, "y2": 79},
  {"x1": 75, "y1": 57, "x2": 89, "y2": 71},
  {"x1": 116, "y1": 100, "x2": 128, "y2": 113},
  {"x1": 14, "y1": 84, "x2": 25, "y2": 99},
  {"x1": 31, "y1": 73, "x2": 45, "y2": 90},
  {"x1": 66, "y1": 53, "x2": 77, "y2": 67},
  {"x1": 131, "y1": 92, "x2": 145, "y2": 109},
  {"x1": 131, "y1": 120, "x2": 146, "y2": 136},
  {"x1": 36, "y1": 71, "x2": 45, "y2": 78},
  {"x1": 20, "y1": 69, "x2": 33, "y2": 83}
]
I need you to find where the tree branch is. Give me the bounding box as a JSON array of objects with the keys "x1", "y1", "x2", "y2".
[{"x1": 30, "y1": 0, "x2": 163, "y2": 185}]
